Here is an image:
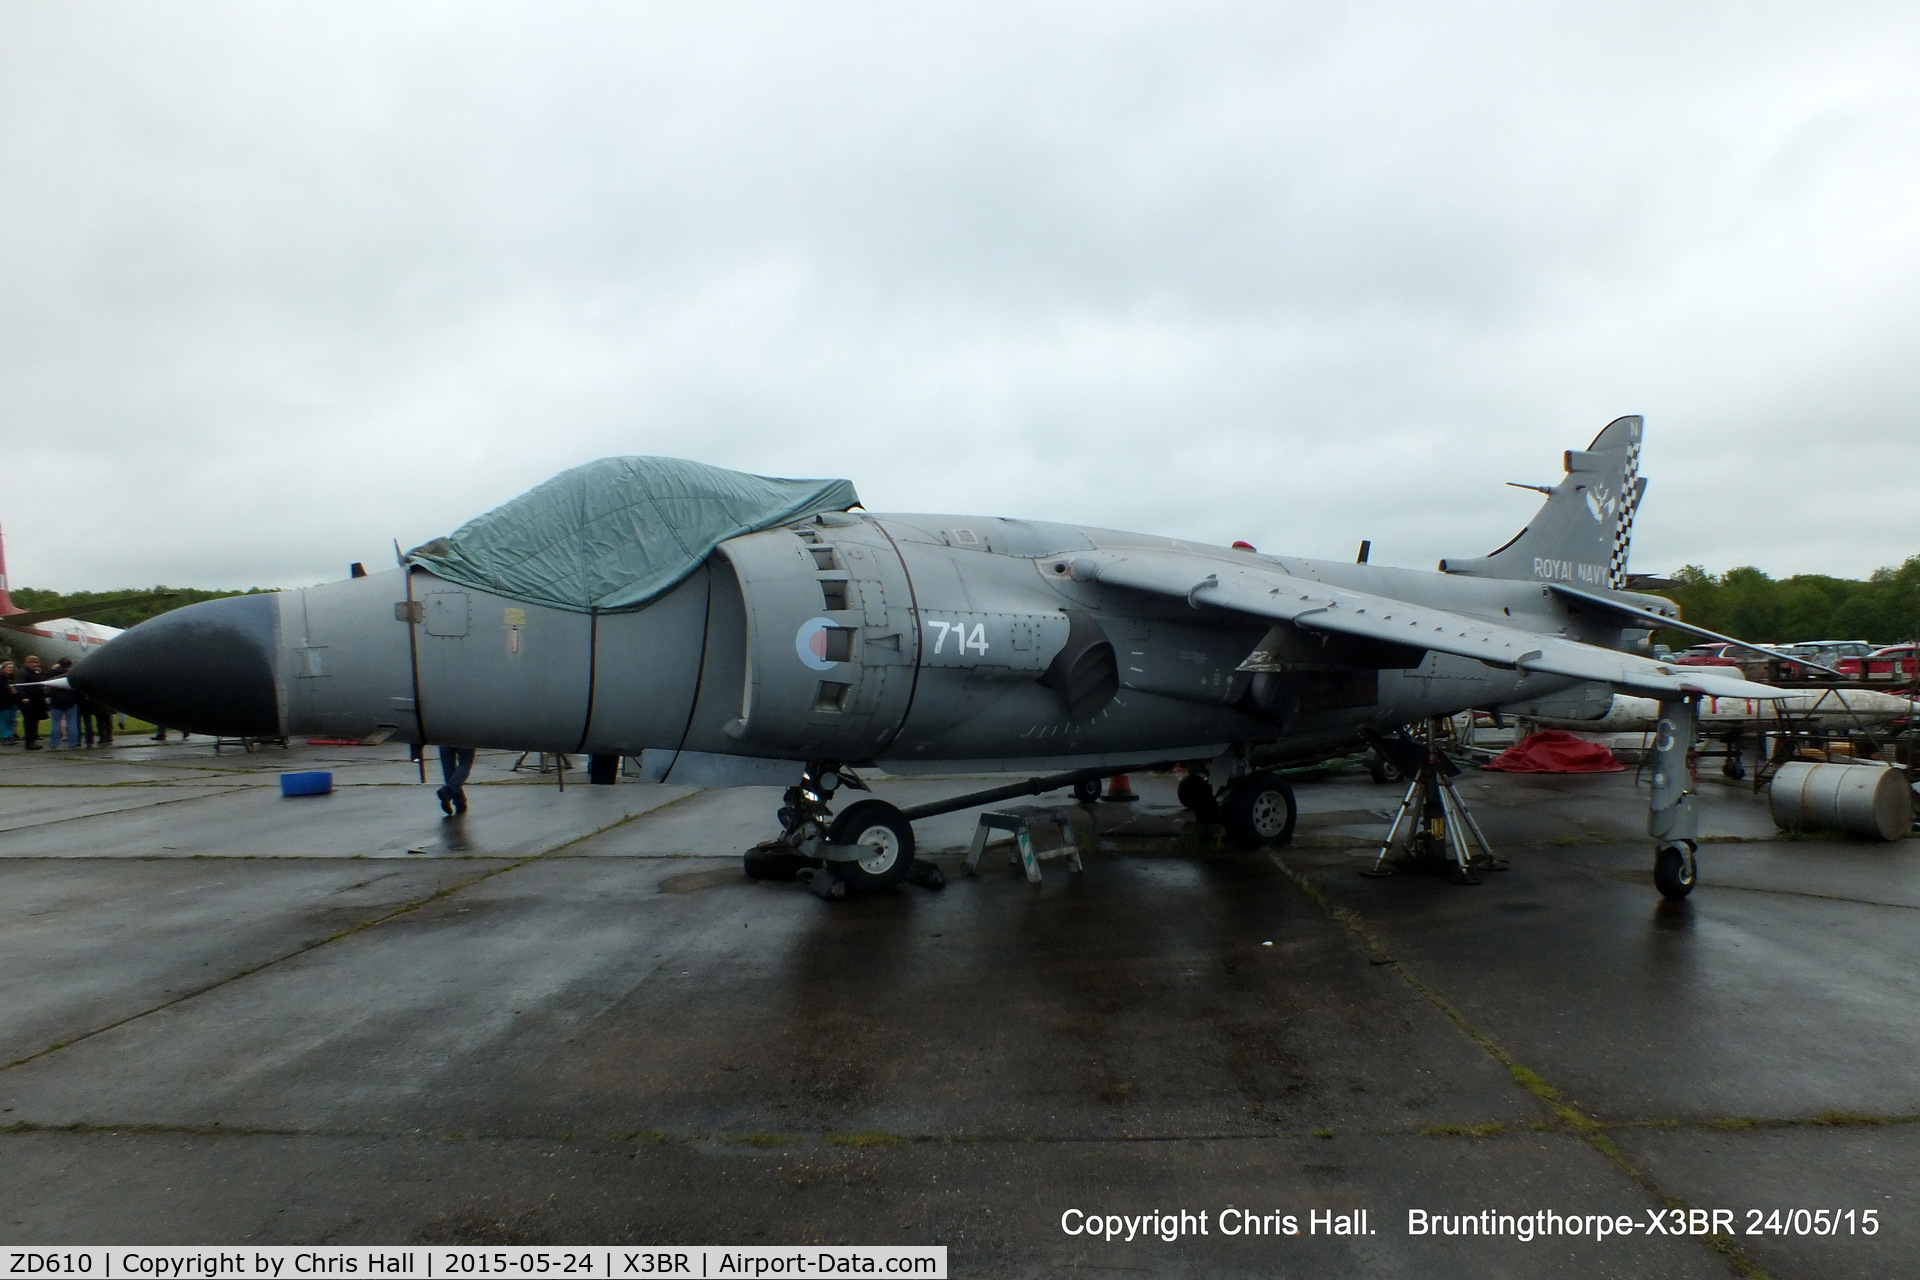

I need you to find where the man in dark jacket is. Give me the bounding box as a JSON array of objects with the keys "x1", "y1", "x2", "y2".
[{"x1": 14, "y1": 654, "x2": 47, "y2": 750}]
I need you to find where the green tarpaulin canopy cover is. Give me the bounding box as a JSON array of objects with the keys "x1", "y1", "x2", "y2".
[{"x1": 405, "y1": 456, "x2": 859, "y2": 613}]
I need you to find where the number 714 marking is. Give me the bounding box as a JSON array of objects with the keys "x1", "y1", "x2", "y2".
[{"x1": 927, "y1": 620, "x2": 989, "y2": 655}]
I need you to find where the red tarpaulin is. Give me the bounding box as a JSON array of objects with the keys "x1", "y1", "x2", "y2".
[{"x1": 1483, "y1": 730, "x2": 1626, "y2": 774}]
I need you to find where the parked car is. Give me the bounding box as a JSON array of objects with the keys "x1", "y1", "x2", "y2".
[
  {"x1": 1676, "y1": 642, "x2": 1741, "y2": 667},
  {"x1": 1769, "y1": 640, "x2": 1871, "y2": 679},
  {"x1": 1837, "y1": 642, "x2": 1919, "y2": 681}
]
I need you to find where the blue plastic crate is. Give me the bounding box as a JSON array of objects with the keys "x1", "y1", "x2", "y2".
[{"x1": 280, "y1": 771, "x2": 334, "y2": 797}]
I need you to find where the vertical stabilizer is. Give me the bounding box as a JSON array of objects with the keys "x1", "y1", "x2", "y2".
[
  {"x1": 0, "y1": 522, "x2": 16, "y2": 616},
  {"x1": 1440, "y1": 415, "x2": 1645, "y2": 590}
]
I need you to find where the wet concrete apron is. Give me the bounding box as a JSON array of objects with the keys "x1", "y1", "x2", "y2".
[{"x1": 0, "y1": 742, "x2": 1913, "y2": 1278}]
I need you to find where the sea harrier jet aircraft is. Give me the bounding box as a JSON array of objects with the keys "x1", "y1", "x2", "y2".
[{"x1": 74, "y1": 416, "x2": 1784, "y2": 900}]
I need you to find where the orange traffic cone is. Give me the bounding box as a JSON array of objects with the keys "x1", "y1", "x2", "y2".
[{"x1": 1102, "y1": 773, "x2": 1139, "y2": 802}]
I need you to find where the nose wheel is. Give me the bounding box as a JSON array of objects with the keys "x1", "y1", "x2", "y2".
[{"x1": 827, "y1": 800, "x2": 916, "y2": 891}]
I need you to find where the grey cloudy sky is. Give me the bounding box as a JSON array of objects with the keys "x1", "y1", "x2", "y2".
[{"x1": 3, "y1": 2, "x2": 1917, "y2": 592}]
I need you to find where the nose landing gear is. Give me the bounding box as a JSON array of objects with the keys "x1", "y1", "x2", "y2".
[
  {"x1": 827, "y1": 799, "x2": 917, "y2": 892},
  {"x1": 742, "y1": 763, "x2": 921, "y2": 895}
]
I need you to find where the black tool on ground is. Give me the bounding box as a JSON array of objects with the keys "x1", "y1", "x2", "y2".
[{"x1": 1361, "y1": 721, "x2": 1504, "y2": 884}]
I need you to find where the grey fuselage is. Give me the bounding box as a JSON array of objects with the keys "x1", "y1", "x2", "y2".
[{"x1": 77, "y1": 512, "x2": 1625, "y2": 778}]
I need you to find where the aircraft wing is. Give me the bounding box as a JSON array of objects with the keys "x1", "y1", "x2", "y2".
[
  {"x1": 1086, "y1": 553, "x2": 1789, "y2": 702},
  {"x1": 1544, "y1": 582, "x2": 1846, "y2": 678}
]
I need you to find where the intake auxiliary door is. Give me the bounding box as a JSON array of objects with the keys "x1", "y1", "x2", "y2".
[
  {"x1": 409, "y1": 574, "x2": 593, "y2": 751},
  {"x1": 716, "y1": 516, "x2": 917, "y2": 761}
]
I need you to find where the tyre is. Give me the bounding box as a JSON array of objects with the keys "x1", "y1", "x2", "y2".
[
  {"x1": 1654, "y1": 843, "x2": 1696, "y2": 900},
  {"x1": 1073, "y1": 777, "x2": 1104, "y2": 804},
  {"x1": 1221, "y1": 773, "x2": 1297, "y2": 851},
  {"x1": 1176, "y1": 773, "x2": 1218, "y2": 818},
  {"x1": 1368, "y1": 752, "x2": 1404, "y2": 785},
  {"x1": 828, "y1": 800, "x2": 916, "y2": 891},
  {"x1": 743, "y1": 845, "x2": 812, "y2": 881}
]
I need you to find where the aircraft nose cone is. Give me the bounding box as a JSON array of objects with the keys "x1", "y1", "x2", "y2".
[{"x1": 71, "y1": 593, "x2": 283, "y2": 738}]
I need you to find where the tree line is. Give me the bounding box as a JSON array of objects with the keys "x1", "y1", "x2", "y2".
[
  {"x1": 1650, "y1": 556, "x2": 1920, "y2": 649},
  {"x1": 8, "y1": 586, "x2": 274, "y2": 630}
]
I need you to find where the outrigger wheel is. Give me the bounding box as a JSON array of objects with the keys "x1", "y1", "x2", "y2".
[
  {"x1": 1073, "y1": 777, "x2": 1104, "y2": 803},
  {"x1": 1654, "y1": 840, "x2": 1698, "y2": 900},
  {"x1": 828, "y1": 799, "x2": 917, "y2": 892},
  {"x1": 1221, "y1": 772, "x2": 1298, "y2": 851}
]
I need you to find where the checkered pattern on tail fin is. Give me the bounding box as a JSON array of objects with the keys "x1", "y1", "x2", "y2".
[{"x1": 1607, "y1": 439, "x2": 1642, "y2": 591}]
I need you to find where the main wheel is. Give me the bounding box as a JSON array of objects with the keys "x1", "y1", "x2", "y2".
[
  {"x1": 1072, "y1": 777, "x2": 1104, "y2": 804},
  {"x1": 1368, "y1": 752, "x2": 1404, "y2": 785},
  {"x1": 1221, "y1": 773, "x2": 1298, "y2": 851},
  {"x1": 828, "y1": 800, "x2": 916, "y2": 891},
  {"x1": 1654, "y1": 842, "x2": 1696, "y2": 900},
  {"x1": 1176, "y1": 773, "x2": 1219, "y2": 820}
]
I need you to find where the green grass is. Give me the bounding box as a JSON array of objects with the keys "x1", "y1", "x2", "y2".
[{"x1": 827, "y1": 1131, "x2": 911, "y2": 1147}]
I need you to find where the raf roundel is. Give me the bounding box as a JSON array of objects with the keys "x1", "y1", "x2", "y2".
[{"x1": 795, "y1": 617, "x2": 839, "y2": 671}]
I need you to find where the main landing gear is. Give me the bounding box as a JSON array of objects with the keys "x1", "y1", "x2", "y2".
[{"x1": 1176, "y1": 763, "x2": 1298, "y2": 850}]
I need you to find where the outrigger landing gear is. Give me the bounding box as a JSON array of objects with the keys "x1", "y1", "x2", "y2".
[
  {"x1": 1363, "y1": 721, "x2": 1503, "y2": 885},
  {"x1": 1648, "y1": 696, "x2": 1702, "y2": 901},
  {"x1": 1654, "y1": 840, "x2": 1698, "y2": 899}
]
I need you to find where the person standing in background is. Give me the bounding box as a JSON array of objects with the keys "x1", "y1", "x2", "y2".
[
  {"x1": 436, "y1": 746, "x2": 477, "y2": 816},
  {"x1": 80, "y1": 684, "x2": 115, "y2": 749},
  {"x1": 0, "y1": 660, "x2": 18, "y2": 744},
  {"x1": 45, "y1": 658, "x2": 80, "y2": 750},
  {"x1": 15, "y1": 654, "x2": 46, "y2": 750}
]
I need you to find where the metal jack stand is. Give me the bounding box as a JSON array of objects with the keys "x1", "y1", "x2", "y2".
[{"x1": 1361, "y1": 722, "x2": 1504, "y2": 885}]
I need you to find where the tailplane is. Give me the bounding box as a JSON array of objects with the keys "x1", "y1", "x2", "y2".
[{"x1": 1440, "y1": 415, "x2": 1645, "y2": 590}]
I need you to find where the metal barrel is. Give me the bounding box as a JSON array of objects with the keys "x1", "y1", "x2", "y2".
[{"x1": 1769, "y1": 761, "x2": 1911, "y2": 842}]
